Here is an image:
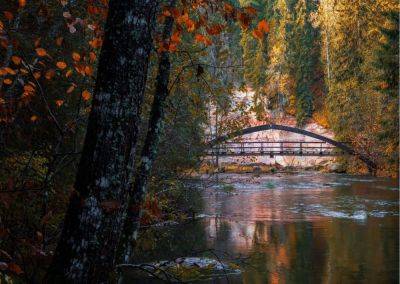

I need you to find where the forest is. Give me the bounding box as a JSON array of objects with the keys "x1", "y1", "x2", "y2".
[{"x1": 0, "y1": 0, "x2": 398, "y2": 283}]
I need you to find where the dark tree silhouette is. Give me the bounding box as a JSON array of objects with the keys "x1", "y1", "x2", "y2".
[{"x1": 46, "y1": 1, "x2": 159, "y2": 281}]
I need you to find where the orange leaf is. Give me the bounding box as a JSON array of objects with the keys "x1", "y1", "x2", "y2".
[
  {"x1": 34, "y1": 38, "x2": 41, "y2": 47},
  {"x1": 170, "y1": 31, "x2": 181, "y2": 44},
  {"x1": 3, "y1": 78, "x2": 12, "y2": 85},
  {"x1": 245, "y1": 7, "x2": 257, "y2": 15},
  {"x1": 56, "y1": 37, "x2": 63, "y2": 46},
  {"x1": 33, "y1": 72, "x2": 41, "y2": 79},
  {"x1": 35, "y1": 48, "x2": 47, "y2": 57},
  {"x1": 257, "y1": 19, "x2": 270, "y2": 33},
  {"x1": 194, "y1": 34, "x2": 212, "y2": 46},
  {"x1": 176, "y1": 12, "x2": 189, "y2": 25},
  {"x1": 89, "y1": 52, "x2": 97, "y2": 63},
  {"x1": 30, "y1": 115, "x2": 38, "y2": 122},
  {"x1": 168, "y1": 43, "x2": 178, "y2": 52},
  {"x1": 89, "y1": 38, "x2": 102, "y2": 48},
  {"x1": 45, "y1": 69, "x2": 55, "y2": 80},
  {"x1": 252, "y1": 29, "x2": 264, "y2": 40},
  {"x1": 84, "y1": 66, "x2": 93, "y2": 76},
  {"x1": 11, "y1": 56, "x2": 21, "y2": 65},
  {"x1": 162, "y1": 9, "x2": 171, "y2": 17},
  {"x1": 66, "y1": 85, "x2": 75, "y2": 94},
  {"x1": 56, "y1": 61, "x2": 67, "y2": 70},
  {"x1": 18, "y1": 0, "x2": 26, "y2": 8},
  {"x1": 65, "y1": 69, "x2": 73, "y2": 78},
  {"x1": 185, "y1": 19, "x2": 195, "y2": 32},
  {"x1": 82, "y1": 90, "x2": 91, "y2": 101},
  {"x1": 224, "y1": 3, "x2": 234, "y2": 14},
  {"x1": 380, "y1": 82, "x2": 389, "y2": 89},
  {"x1": 8, "y1": 263, "x2": 23, "y2": 275},
  {"x1": 55, "y1": 100, "x2": 64, "y2": 107},
  {"x1": 4, "y1": 67, "x2": 16, "y2": 75},
  {"x1": 72, "y1": 52, "x2": 81, "y2": 62},
  {"x1": 24, "y1": 84, "x2": 35, "y2": 93}
]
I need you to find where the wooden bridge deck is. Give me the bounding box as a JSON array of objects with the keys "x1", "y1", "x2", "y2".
[{"x1": 206, "y1": 141, "x2": 348, "y2": 157}]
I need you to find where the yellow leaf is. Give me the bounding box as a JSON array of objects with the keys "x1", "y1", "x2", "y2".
[
  {"x1": 11, "y1": 56, "x2": 22, "y2": 65},
  {"x1": 3, "y1": 78, "x2": 12, "y2": 85},
  {"x1": 35, "y1": 48, "x2": 47, "y2": 57},
  {"x1": 30, "y1": 115, "x2": 38, "y2": 122},
  {"x1": 20, "y1": 68, "x2": 29, "y2": 74},
  {"x1": 72, "y1": 52, "x2": 81, "y2": 62},
  {"x1": 65, "y1": 69, "x2": 73, "y2": 78},
  {"x1": 82, "y1": 90, "x2": 91, "y2": 101},
  {"x1": 56, "y1": 61, "x2": 67, "y2": 70}
]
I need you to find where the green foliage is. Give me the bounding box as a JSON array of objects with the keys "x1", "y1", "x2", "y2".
[{"x1": 284, "y1": 0, "x2": 321, "y2": 126}]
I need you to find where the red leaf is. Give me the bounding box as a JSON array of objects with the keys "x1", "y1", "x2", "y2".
[
  {"x1": 206, "y1": 24, "x2": 223, "y2": 36},
  {"x1": 8, "y1": 263, "x2": 23, "y2": 275},
  {"x1": 101, "y1": 200, "x2": 121, "y2": 213}
]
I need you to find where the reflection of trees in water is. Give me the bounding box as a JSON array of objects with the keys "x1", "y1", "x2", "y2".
[
  {"x1": 245, "y1": 222, "x2": 328, "y2": 284},
  {"x1": 240, "y1": 219, "x2": 398, "y2": 284}
]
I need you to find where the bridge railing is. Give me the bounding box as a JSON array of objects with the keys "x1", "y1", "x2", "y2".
[{"x1": 206, "y1": 141, "x2": 348, "y2": 157}]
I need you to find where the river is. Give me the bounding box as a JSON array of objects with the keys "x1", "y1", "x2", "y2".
[{"x1": 131, "y1": 172, "x2": 399, "y2": 283}]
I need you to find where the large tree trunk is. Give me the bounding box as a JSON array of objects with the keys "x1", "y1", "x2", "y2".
[
  {"x1": 118, "y1": 1, "x2": 176, "y2": 264},
  {"x1": 46, "y1": 0, "x2": 158, "y2": 282}
]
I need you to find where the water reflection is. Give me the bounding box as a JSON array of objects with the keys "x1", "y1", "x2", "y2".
[
  {"x1": 202, "y1": 217, "x2": 398, "y2": 283},
  {"x1": 133, "y1": 173, "x2": 398, "y2": 283}
]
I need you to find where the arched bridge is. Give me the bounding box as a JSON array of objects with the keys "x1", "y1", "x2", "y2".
[{"x1": 206, "y1": 124, "x2": 376, "y2": 173}]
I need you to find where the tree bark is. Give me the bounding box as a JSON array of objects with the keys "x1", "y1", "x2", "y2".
[
  {"x1": 117, "y1": 1, "x2": 176, "y2": 264},
  {"x1": 46, "y1": 1, "x2": 158, "y2": 282}
]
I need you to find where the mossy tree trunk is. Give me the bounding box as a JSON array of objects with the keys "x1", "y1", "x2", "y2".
[
  {"x1": 118, "y1": 0, "x2": 176, "y2": 264},
  {"x1": 46, "y1": 1, "x2": 158, "y2": 282}
]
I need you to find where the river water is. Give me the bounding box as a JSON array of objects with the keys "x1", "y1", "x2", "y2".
[{"x1": 133, "y1": 172, "x2": 399, "y2": 283}]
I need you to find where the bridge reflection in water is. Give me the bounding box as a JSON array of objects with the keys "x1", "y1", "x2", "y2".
[{"x1": 206, "y1": 141, "x2": 349, "y2": 157}]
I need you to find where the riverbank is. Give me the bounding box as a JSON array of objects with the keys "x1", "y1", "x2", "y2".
[{"x1": 198, "y1": 161, "x2": 348, "y2": 175}]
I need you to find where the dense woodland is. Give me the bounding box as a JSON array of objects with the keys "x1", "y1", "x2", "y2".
[{"x1": 0, "y1": 0, "x2": 398, "y2": 282}]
